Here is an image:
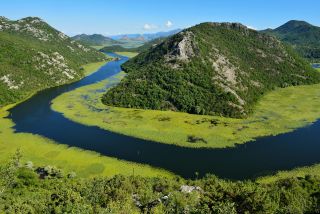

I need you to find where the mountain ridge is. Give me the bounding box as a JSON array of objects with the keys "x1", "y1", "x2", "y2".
[
  {"x1": 71, "y1": 33, "x2": 121, "y2": 46},
  {"x1": 261, "y1": 20, "x2": 320, "y2": 61},
  {"x1": 0, "y1": 16, "x2": 107, "y2": 107}
]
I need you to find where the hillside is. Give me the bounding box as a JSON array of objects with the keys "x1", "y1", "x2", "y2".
[
  {"x1": 261, "y1": 20, "x2": 320, "y2": 62},
  {"x1": 0, "y1": 16, "x2": 107, "y2": 107},
  {"x1": 1, "y1": 153, "x2": 320, "y2": 213},
  {"x1": 71, "y1": 33, "x2": 121, "y2": 46},
  {"x1": 102, "y1": 22, "x2": 320, "y2": 118},
  {"x1": 100, "y1": 37, "x2": 166, "y2": 53}
]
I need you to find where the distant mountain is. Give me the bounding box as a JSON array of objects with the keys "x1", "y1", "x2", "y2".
[
  {"x1": 261, "y1": 20, "x2": 320, "y2": 62},
  {"x1": 102, "y1": 22, "x2": 320, "y2": 118},
  {"x1": 100, "y1": 37, "x2": 166, "y2": 53},
  {"x1": 71, "y1": 34, "x2": 121, "y2": 46},
  {"x1": 0, "y1": 16, "x2": 107, "y2": 107},
  {"x1": 110, "y1": 29, "x2": 181, "y2": 41}
]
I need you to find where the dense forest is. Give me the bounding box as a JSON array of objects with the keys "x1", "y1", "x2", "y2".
[
  {"x1": 102, "y1": 22, "x2": 320, "y2": 118},
  {"x1": 71, "y1": 34, "x2": 121, "y2": 46},
  {"x1": 1, "y1": 151, "x2": 320, "y2": 213},
  {"x1": 261, "y1": 20, "x2": 320, "y2": 62},
  {"x1": 0, "y1": 16, "x2": 107, "y2": 107}
]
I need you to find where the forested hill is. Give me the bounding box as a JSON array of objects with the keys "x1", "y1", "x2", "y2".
[
  {"x1": 102, "y1": 22, "x2": 320, "y2": 118},
  {"x1": 261, "y1": 20, "x2": 320, "y2": 62},
  {"x1": 71, "y1": 34, "x2": 121, "y2": 46},
  {"x1": 0, "y1": 16, "x2": 107, "y2": 107}
]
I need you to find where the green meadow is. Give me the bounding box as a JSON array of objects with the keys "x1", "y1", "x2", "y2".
[
  {"x1": 115, "y1": 51, "x2": 139, "y2": 58},
  {"x1": 82, "y1": 60, "x2": 110, "y2": 76},
  {"x1": 52, "y1": 70, "x2": 320, "y2": 149},
  {"x1": 90, "y1": 45, "x2": 106, "y2": 50},
  {"x1": 0, "y1": 62, "x2": 173, "y2": 179}
]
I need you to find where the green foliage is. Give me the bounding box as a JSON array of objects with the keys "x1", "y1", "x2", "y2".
[
  {"x1": 0, "y1": 16, "x2": 107, "y2": 107},
  {"x1": 1, "y1": 158, "x2": 320, "y2": 213},
  {"x1": 0, "y1": 149, "x2": 22, "y2": 196},
  {"x1": 102, "y1": 22, "x2": 320, "y2": 118},
  {"x1": 71, "y1": 34, "x2": 121, "y2": 46},
  {"x1": 262, "y1": 20, "x2": 320, "y2": 62}
]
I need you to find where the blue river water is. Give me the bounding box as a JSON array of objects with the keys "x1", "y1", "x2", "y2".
[{"x1": 7, "y1": 53, "x2": 320, "y2": 180}]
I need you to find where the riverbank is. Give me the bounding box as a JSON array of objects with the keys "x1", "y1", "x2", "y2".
[
  {"x1": 115, "y1": 51, "x2": 139, "y2": 58},
  {"x1": 258, "y1": 163, "x2": 320, "y2": 183},
  {"x1": 52, "y1": 70, "x2": 320, "y2": 149},
  {"x1": 82, "y1": 60, "x2": 110, "y2": 76},
  {"x1": 0, "y1": 60, "x2": 173, "y2": 178}
]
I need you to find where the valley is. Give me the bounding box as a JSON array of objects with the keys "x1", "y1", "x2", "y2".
[
  {"x1": 2, "y1": 18, "x2": 320, "y2": 179},
  {"x1": 1, "y1": 2, "x2": 320, "y2": 211}
]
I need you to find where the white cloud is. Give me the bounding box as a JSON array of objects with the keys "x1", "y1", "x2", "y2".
[
  {"x1": 246, "y1": 25, "x2": 257, "y2": 30},
  {"x1": 165, "y1": 20, "x2": 173, "y2": 28},
  {"x1": 143, "y1": 23, "x2": 158, "y2": 30}
]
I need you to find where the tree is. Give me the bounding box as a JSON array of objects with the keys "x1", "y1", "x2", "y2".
[{"x1": 0, "y1": 149, "x2": 22, "y2": 195}]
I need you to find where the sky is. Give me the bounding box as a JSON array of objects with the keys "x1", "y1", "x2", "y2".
[{"x1": 0, "y1": 0, "x2": 319, "y2": 36}]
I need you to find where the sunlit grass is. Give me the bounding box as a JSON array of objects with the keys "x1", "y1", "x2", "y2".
[
  {"x1": 0, "y1": 62, "x2": 173, "y2": 178},
  {"x1": 52, "y1": 70, "x2": 320, "y2": 149},
  {"x1": 90, "y1": 45, "x2": 106, "y2": 50},
  {"x1": 115, "y1": 52, "x2": 139, "y2": 58},
  {"x1": 258, "y1": 164, "x2": 320, "y2": 183},
  {"x1": 82, "y1": 60, "x2": 111, "y2": 76}
]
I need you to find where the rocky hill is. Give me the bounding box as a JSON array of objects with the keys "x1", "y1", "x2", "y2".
[
  {"x1": 102, "y1": 22, "x2": 320, "y2": 118},
  {"x1": 261, "y1": 20, "x2": 320, "y2": 62},
  {"x1": 0, "y1": 16, "x2": 107, "y2": 107}
]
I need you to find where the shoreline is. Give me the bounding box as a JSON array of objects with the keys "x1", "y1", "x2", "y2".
[
  {"x1": 52, "y1": 72, "x2": 320, "y2": 149},
  {"x1": 0, "y1": 59, "x2": 174, "y2": 178}
]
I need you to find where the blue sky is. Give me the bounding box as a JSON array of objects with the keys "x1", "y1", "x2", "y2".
[{"x1": 0, "y1": 0, "x2": 319, "y2": 36}]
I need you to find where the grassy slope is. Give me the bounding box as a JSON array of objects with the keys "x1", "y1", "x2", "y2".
[
  {"x1": 52, "y1": 68, "x2": 320, "y2": 149},
  {"x1": 115, "y1": 52, "x2": 139, "y2": 58},
  {"x1": 0, "y1": 62, "x2": 173, "y2": 178},
  {"x1": 90, "y1": 45, "x2": 106, "y2": 50}
]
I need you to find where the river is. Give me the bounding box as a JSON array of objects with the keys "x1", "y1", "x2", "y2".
[{"x1": 7, "y1": 53, "x2": 320, "y2": 180}]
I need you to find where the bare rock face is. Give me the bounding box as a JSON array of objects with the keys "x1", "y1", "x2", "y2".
[
  {"x1": 180, "y1": 185, "x2": 203, "y2": 193},
  {"x1": 165, "y1": 31, "x2": 197, "y2": 64}
]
